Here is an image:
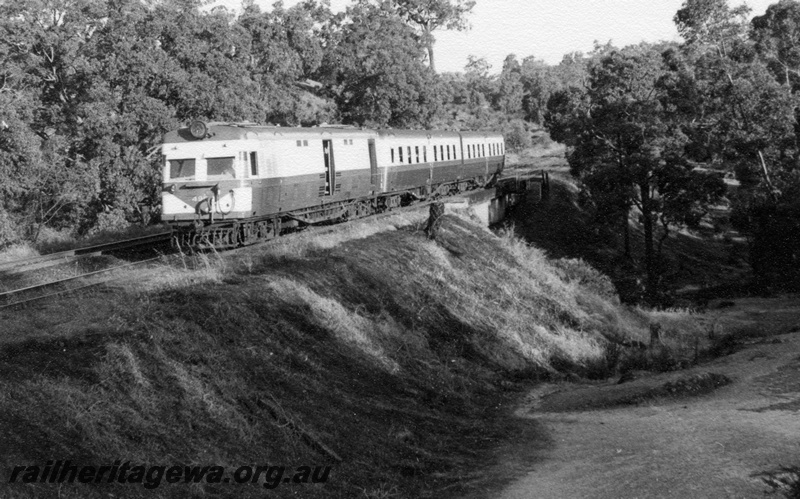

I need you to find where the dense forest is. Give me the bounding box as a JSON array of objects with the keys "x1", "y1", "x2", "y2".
[{"x1": 1, "y1": 0, "x2": 800, "y2": 293}]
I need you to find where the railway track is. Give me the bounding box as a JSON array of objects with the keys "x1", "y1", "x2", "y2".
[
  {"x1": 0, "y1": 257, "x2": 165, "y2": 309},
  {"x1": 0, "y1": 231, "x2": 173, "y2": 309},
  {"x1": 0, "y1": 231, "x2": 172, "y2": 274}
]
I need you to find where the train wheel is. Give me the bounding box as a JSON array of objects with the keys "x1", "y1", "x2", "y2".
[{"x1": 354, "y1": 201, "x2": 370, "y2": 218}]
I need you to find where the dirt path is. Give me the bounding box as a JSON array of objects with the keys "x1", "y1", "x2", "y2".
[{"x1": 497, "y1": 298, "x2": 800, "y2": 499}]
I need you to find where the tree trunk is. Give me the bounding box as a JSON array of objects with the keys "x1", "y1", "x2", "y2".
[
  {"x1": 424, "y1": 24, "x2": 436, "y2": 73},
  {"x1": 640, "y1": 182, "x2": 656, "y2": 301},
  {"x1": 622, "y1": 207, "x2": 631, "y2": 258}
]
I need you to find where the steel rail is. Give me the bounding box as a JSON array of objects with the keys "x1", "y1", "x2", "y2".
[
  {"x1": 0, "y1": 231, "x2": 172, "y2": 272},
  {"x1": 0, "y1": 257, "x2": 163, "y2": 308}
]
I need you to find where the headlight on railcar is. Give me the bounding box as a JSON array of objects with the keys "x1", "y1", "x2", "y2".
[
  {"x1": 163, "y1": 184, "x2": 177, "y2": 194},
  {"x1": 189, "y1": 121, "x2": 207, "y2": 140}
]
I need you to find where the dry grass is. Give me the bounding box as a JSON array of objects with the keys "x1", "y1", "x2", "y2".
[
  {"x1": 0, "y1": 243, "x2": 40, "y2": 263},
  {"x1": 0, "y1": 207, "x2": 711, "y2": 498},
  {"x1": 266, "y1": 277, "x2": 401, "y2": 374}
]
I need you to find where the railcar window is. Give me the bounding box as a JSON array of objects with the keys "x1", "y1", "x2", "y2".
[
  {"x1": 482, "y1": 144, "x2": 486, "y2": 156},
  {"x1": 207, "y1": 156, "x2": 236, "y2": 179},
  {"x1": 169, "y1": 159, "x2": 195, "y2": 179},
  {"x1": 398, "y1": 147, "x2": 403, "y2": 163},
  {"x1": 407, "y1": 146, "x2": 412, "y2": 164},
  {"x1": 440, "y1": 145, "x2": 444, "y2": 161},
  {"x1": 415, "y1": 146, "x2": 419, "y2": 163},
  {"x1": 423, "y1": 146, "x2": 427, "y2": 162},
  {"x1": 250, "y1": 152, "x2": 258, "y2": 176},
  {"x1": 447, "y1": 145, "x2": 451, "y2": 160},
  {"x1": 434, "y1": 146, "x2": 438, "y2": 161},
  {"x1": 391, "y1": 149, "x2": 395, "y2": 163}
]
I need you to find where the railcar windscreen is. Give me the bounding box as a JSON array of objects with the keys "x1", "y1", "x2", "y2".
[
  {"x1": 207, "y1": 156, "x2": 236, "y2": 179},
  {"x1": 169, "y1": 159, "x2": 196, "y2": 179}
]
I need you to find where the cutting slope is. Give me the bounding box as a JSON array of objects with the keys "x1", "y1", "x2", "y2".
[{"x1": 0, "y1": 212, "x2": 678, "y2": 498}]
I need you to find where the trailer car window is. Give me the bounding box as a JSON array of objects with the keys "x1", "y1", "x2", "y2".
[
  {"x1": 250, "y1": 152, "x2": 258, "y2": 176},
  {"x1": 169, "y1": 159, "x2": 195, "y2": 179}
]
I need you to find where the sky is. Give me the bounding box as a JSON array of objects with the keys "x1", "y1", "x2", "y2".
[{"x1": 212, "y1": 0, "x2": 780, "y2": 74}]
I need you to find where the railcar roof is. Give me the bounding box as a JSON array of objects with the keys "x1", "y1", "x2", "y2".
[
  {"x1": 163, "y1": 124, "x2": 377, "y2": 144},
  {"x1": 163, "y1": 123, "x2": 504, "y2": 144},
  {"x1": 459, "y1": 130, "x2": 504, "y2": 139},
  {"x1": 375, "y1": 129, "x2": 460, "y2": 139}
]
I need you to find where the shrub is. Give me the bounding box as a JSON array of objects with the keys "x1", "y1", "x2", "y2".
[
  {"x1": 503, "y1": 119, "x2": 532, "y2": 152},
  {"x1": 0, "y1": 210, "x2": 21, "y2": 249},
  {"x1": 88, "y1": 209, "x2": 133, "y2": 236}
]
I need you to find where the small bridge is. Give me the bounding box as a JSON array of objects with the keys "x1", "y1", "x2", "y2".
[{"x1": 443, "y1": 171, "x2": 550, "y2": 225}]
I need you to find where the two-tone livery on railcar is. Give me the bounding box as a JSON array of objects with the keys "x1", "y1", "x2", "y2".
[{"x1": 161, "y1": 121, "x2": 505, "y2": 248}]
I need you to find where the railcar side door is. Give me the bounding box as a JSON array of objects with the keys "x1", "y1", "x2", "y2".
[
  {"x1": 368, "y1": 139, "x2": 378, "y2": 194},
  {"x1": 322, "y1": 140, "x2": 335, "y2": 196}
]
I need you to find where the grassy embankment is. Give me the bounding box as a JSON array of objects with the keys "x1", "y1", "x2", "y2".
[{"x1": 0, "y1": 206, "x2": 706, "y2": 498}]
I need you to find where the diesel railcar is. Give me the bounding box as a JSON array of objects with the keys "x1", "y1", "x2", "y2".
[{"x1": 161, "y1": 121, "x2": 505, "y2": 248}]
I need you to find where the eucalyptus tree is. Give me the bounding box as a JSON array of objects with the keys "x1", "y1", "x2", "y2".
[
  {"x1": 320, "y1": 0, "x2": 441, "y2": 127},
  {"x1": 670, "y1": 0, "x2": 800, "y2": 286},
  {"x1": 546, "y1": 44, "x2": 726, "y2": 300},
  {"x1": 494, "y1": 54, "x2": 524, "y2": 117},
  {"x1": 751, "y1": 0, "x2": 800, "y2": 89},
  {"x1": 0, "y1": 0, "x2": 107, "y2": 238},
  {"x1": 392, "y1": 0, "x2": 475, "y2": 72},
  {"x1": 239, "y1": 0, "x2": 334, "y2": 125}
]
